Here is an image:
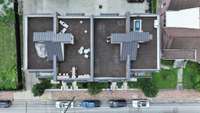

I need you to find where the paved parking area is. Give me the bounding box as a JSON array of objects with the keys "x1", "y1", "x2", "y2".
[{"x1": 23, "y1": 0, "x2": 148, "y2": 15}]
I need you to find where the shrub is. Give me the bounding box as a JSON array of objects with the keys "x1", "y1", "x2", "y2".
[
  {"x1": 0, "y1": 0, "x2": 4, "y2": 4},
  {"x1": 128, "y1": 81, "x2": 139, "y2": 88},
  {"x1": 77, "y1": 82, "x2": 88, "y2": 89},
  {"x1": 117, "y1": 82, "x2": 123, "y2": 88},
  {"x1": 32, "y1": 80, "x2": 52, "y2": 96},
  {"x1": 138, "y1": 78, "x2": 159, "y2": 97},
  {"x1": 87, "y1": 82, "x2": 108, "y2": 95}
]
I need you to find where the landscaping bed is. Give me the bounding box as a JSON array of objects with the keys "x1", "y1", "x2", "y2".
[
  {"x1": 152, "y1": 69, "x2": 178, "y2": 89},
  {"x1": 183, "y1": 61, "x2": 200, "y2": 89}
]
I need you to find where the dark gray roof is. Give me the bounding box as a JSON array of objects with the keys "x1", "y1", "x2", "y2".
[
  {"x1": 111, "y1": 32, "x2": 151, "y2": 44},
  {"x1": 168, "y1": 0, "x2": 200, "y2": 11},
  {"x1": 33, "y1": 32, "x2": 74, "y2": 61},
  {"x1": 111, "y1": 32, "x2": 152, "y2": 61},
  {"x1": 121, "y1": 42, "x2": 138, "y2": 61}
]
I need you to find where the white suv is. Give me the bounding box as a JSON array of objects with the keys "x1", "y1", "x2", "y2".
[
  {"x1": 55, "y1": 101, "x2": 74, "y2": 109},
  {"x1": 132, "y1": 99, "x2": 150, "y2": 108}
]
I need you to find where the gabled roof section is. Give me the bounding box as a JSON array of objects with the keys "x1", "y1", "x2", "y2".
[
  {"x1": 33, "y1": 32, "x2": 74, "y2": 61},
  {"x1": 111, "y1": 31, "x2": 152, "y2": 61}
]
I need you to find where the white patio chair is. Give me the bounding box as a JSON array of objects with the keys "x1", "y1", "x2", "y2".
[
  {"x1": 59, "y1": 20, "x2": 69, "y2": 29},
  {"x1": 84, "y1": 48, "x2": 90, "y2": 54},
  {"x1": 78, "y1": 46, "x2": 84, "y2": 54},
  {"x1": 60, "y1": 28, "x2": 67, "y2": 33},
  {"x1": 84, "y1": 54, "x2": 89, "y2": 59}
]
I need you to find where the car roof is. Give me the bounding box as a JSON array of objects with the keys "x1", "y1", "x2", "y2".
[{"x1": 109, "y1": 99, "x2": 126, "y2": 102}]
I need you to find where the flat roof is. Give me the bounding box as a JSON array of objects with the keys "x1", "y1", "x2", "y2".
[
  {"x1": 130, "y1": 17, "x2": 158, "y2": 69},
  {"x1": 94, "y1": 18, "x2": 126, "y2": 77},
  {"x1": 27, "y1": 17, "x2": 53, "y2": 69},
  {"x1": 58, "y1": 18, "x2": 91, "y2": 75},
  {"x1": 25, "y1": 14, "x2": 159, "y2": 79},
  {"x1": 166, "y1": 7, "x2": 200, "y2": 29}
]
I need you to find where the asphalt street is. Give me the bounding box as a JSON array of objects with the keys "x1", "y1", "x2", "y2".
[{"x1": 1, "y1": 101, "x2": 200, "y2": 113}]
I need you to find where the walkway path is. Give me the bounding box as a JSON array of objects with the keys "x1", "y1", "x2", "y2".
[{"x1": 174, "y1": 59, "x2": 185, "y2": 90}]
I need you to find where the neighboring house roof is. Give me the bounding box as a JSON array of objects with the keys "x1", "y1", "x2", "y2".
[
  {"x1": 162, "y1": 49, "x2": 196, "y2": 60},
  {"x1": 162, "y1": 27, "x2": 200, "y2": 61},
  {"x1": 163, "y1": 27, "x2": 200, "y2": 38},
  {"x1": 33, "y1": 32, "x2": 74, "y2": 61},
  {"x1": 111, "y1": 32, "x2": 152, "y2": 61},
  {"x1": 166, "y1": 7, "x2": 200, "y2": 29},
  {"x1": 168, "y1": 0, "x2": 200, "y2": 11}
]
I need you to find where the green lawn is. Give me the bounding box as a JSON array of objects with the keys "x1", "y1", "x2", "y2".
[
  {"x1": 0, "y1": 8, "x2": 17, "y2": 90},
  {"x1": 183, "y1": 61, "x2": 200, "y2": 89},
  {"x1": 152, "y1": 69, "x2": 178, "y2": 89}
]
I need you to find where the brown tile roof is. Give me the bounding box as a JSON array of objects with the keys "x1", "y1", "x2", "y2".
[
  {"x1": 168, "y1": 0, "x2": 200, "y2": 10},
  {"x1": 162, "y1": 49, "x2": 196, "y2": 60},
  {"x1": 162, "y1": 27, "x2": 200, "y2": 61},
  {"x1": 163, "y1": 27, "x2": 200, "y2": 38}
]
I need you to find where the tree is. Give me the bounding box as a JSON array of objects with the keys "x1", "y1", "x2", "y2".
[
  {"x1": 87, "y1": 82, "x2": 108, "y2": 95},
  {"x1": 138, "y1": 78, "x2": 159, "y2": 97},
  {"x1": 32, "y1": 80, "x2": 52, "y2": 96}
]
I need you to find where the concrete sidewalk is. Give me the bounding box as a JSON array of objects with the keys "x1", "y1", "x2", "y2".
[{"x1": 0, "y1": 91, "x2": 13, "y2": 100}]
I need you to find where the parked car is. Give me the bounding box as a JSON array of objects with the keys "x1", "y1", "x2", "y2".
[
  {"x1": 109, "y1": 99, "x2": 127, "y2": 108},
  {"x1": 132, "y1": 99, "x2": 150, "y2": 108},
  {"x1": 127, "y1": 0, "x2": 144, "y2": 3},
  {"x1": 55, "y1": 101, "x2": 74, "y2": 109},
  {"x1": 80, "y1": 100, "x2": 101, "y2": 108},
  {"x1": 0, "y1": 100, "x2": 12, "y2": 108}
]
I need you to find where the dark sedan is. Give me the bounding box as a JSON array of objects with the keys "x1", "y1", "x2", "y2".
[
  {"x1": 127, "y1": 0, "x2": 144, "y2": 3},
  {"x1": 109, "y1": 99, "x2": 127, "y2": 108},
  {"x1": 0, "y1": 100, "x2": 12, "y2": 108}
]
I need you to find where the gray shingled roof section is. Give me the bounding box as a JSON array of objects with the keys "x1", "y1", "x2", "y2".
[
  {"x1": 121, "y1": 42, "x2": 138, "y2": 61},
  {"x1": 111, "y1": 32, "x2": 152, "y2": 61},
  {"x1": 111, "y1": 32, "x2": 151, "y2": 44},
  {"x1": 44, "y1": 42, "x2": 64, "y2": 61},
  {"x1": 33, "y1": 32, "x2": 74, "y2": 44},
  {"x1": 33, "y1": 32, "x2": 74, "y2": 61}
]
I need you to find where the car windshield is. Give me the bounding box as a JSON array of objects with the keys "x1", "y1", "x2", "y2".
[{"x1": 141, "y1": 102, "x2": 146, "y2": 106}]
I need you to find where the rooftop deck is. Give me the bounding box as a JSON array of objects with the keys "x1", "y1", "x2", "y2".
[
  {"x1": 94, "y1": 18, "x2": 126, "y2": 77},
  {"x1": 58, "y1": 18, "x2": 91, "y2": 75},
  {"x1": 130, "y1": 17, "x2": 158, "y2": 69},
  {"x1": 28, "y1": 17, "x2": 53, "y2": 69}
]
